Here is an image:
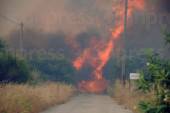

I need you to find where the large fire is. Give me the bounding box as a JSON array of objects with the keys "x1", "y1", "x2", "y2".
[{"x1": 73, "y1": 0, "x2": 145, "y2": 93}]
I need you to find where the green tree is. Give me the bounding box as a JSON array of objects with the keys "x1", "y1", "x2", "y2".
[
  {"x1": 0, "y1": 38, "x2": 30, "y2": 83},
  {"x1": 137, "y1": 34, "x2": 170, "y2": 113},
  {"x1": 0, "y1": 39, "x2": 5, "y2": 52},
  {"x1": 29, "y1": 53, "x2": 75, "y2": 84},
  {"x1": 165, "y1": 32, "x2": 170, "y2": 45}
]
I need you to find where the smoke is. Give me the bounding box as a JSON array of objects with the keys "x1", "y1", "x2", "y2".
[
  {"x1": 126, "y1": 0, "x2": 170, "y2": 50},
  {"x1": 1, "y1": 0, "x2": 170, "y2": 93},
  {"x1": 164, "y1": 0, "x2": 170, "y2": 12},
  {"x1": 0, "y1": 0, "x2": 113, "y2": 37},
  {"x1": 157, "y1": 0, "x2": 170, "y2": 12},
  {"x1": 0, "y1": 0, "x2": 170, "y2": 50},
  {"x1": 0, "y1": 0, "x2": 43, "y2": 36}
]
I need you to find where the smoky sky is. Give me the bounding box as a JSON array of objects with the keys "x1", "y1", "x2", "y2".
[
  {"x1": 159, "y1": 0, "x2": 170, "y2": 12},
  {"x1": 0, "y1": 0, "x2": 113, "y2": 37},
  {"x1": 0, "y1": 0, "x2": 170, "y2": 50}
]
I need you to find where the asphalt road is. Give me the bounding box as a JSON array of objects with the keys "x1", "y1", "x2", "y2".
[{"x1": 41, "y1": 94, "x2": 133, "y2": 113}]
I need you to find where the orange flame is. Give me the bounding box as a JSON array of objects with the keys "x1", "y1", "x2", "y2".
[
  {"x1": 73, "y1": 0, "x2": 145, "y2": 93},
  {"x1": 78, "y1": 79, "x2": 108, "y2": 93},
  {"x1": 73, "y1": 49, "x2": 89, "y2": 70}
]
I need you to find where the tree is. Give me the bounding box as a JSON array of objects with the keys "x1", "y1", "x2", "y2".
[
  {"x1": 137, "y1": 34, "x2": 170, "y2": 113},
  {"x1": 0, "y1": 38, "x2": 30, "y2": 83},
  {"x1": 0, "y1": 39, "x2": 5, "y2": 52},
  {"x1": 165, "y1": 32, "x2": 170, "y2": 44},
  {"x1": 29, "y1": 53, "x2": 75, "y2": 84}
]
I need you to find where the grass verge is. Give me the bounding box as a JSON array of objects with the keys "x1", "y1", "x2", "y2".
[
  {"x1": 108, "y1": 80, "x2": 154, "y2": 113},
  {"x1": 0, "y1": 82, "x2": 75, "y2": 113}
]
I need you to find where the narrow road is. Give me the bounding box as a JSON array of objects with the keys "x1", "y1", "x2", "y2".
[{"x1": 41, "y1": 94, "x2": 133, "y2": 113}]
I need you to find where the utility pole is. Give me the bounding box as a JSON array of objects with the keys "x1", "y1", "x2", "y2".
[
  {"x1": 0, "y1": 14, "x2": 24, "y2": 55},
  {"x1": 121, "y1": 0, "x2": 128, "y2": 86},
  {"x1": 20, "y1": 22, "x2": 24, "y2": 55}
]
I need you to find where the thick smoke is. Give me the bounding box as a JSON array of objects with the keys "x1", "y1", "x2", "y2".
[
  {"x1": 0, "y1": 0, "x2": 170, "y2": 51},
  {"x1": 0, "y1": 0, "x2": 112, "y2": 37},
  {"x1": 159, "y1": 0, "x2": 170, "y2": 12},
  {"x1": 126, "y1": 0, "x2": 170, "y2": 50}
]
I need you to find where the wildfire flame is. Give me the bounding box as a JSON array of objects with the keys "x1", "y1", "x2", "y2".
[{"x1": 73, "y1": 0, "x2": 145, "y2": 93}]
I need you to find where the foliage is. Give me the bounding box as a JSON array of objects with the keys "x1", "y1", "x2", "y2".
[
  {"x1": 0, "y1": 39, "x2": 5, "y2": 52},
  {"x1": 139, "y1": 101, "x2": 169, "y2": 113},
  {"x1": 126, "y1": 53, "x2": 147, "y2": 76},
  {"x1": 136, "y1": 72, "x2": 152, "y2": 93},
  {"x1": 29, "y1": 53, "x2": 75, "y2": 84},
  {"x1": 0, "y1": 53, "x2": 30, "y2": 83},
  {"x1": 104, "y1": 52, "x2": 147, "y2": 81},
  {"x1": 137, "y1": 53, "x2": 170, "y2": 113},
  {"x1": 28, "y1": 70, "x2": 45, "y2": 85},
  {"x1": 0, "y1": 38, "x2": 30, "y2": 83},
  {"x1": 165, "y1": 32, "x2": 170, "y2": 44}
]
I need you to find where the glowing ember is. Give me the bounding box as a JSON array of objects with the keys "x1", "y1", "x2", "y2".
[{"x1": 73, "y1": 0, "x2": 145, "y2": 93}]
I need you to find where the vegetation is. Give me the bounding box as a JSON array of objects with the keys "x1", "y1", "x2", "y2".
[
  {"x1": 0, "y1": 39, "x2": 5, "y2": 52},
  {"x1": 103, "y1": 50, "x2": 148, "y2": 82},
  {"x1": 0, "y1": 39, "x2": 30, "y2": 83},
  {"x1": 0, "y1": 38, "x2": 76, "y2": 113},
  {"x1": 165, "y1": 32, "x2": 170, "y2": 44},
  {"x1": 110, "y1": 33, "x2": 170, "y2": 113},
  {"x1": 137, "y1": 54, "x2": 170, "y2": 113},
  {"x1": 0, "y1": 38, "x2": 76, "y2": 84},
  {"x1": 29, "y1": 53, "x2": 75, "y2": 84},
  {"x1": 109, "y1": 80, "x2": 154, "y2": 113},
  {"x1": 0, "y1": 82, "x2": 75, "y2": 113},
  {"x1": 136, "y1": 34, "x2": 170, "y2": 113}
]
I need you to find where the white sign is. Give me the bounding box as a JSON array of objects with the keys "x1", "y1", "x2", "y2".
[{"x1": 130, "y1": 73, "x2": 140, "y2": 80}]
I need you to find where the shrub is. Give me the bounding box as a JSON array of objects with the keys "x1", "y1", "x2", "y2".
[
  {"x1": 110, "y1": 80, "x2": 154, "y2": 113},
  {"x1": 0, "y1": 53, "x2": 30, "y2": 83},
  {"x1": 29, "y1": 53, "x2": 75, "y2": 84},
  {"x1": 137, "y1": 54, "x2": 170, "y2": 113},
  {"x1": 0, "y1": 38, "x2": 30, "y2": 83}
]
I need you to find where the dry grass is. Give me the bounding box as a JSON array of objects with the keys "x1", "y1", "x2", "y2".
[
  {"x1": 108, "y1": 80, "x2": 154, "y2": 113},
  {"x1": 0, "y1": 82, "x2": 75, "y2": 113}
]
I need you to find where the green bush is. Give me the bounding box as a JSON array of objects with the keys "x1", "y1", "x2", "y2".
[
  {"x1": 137, "y1": 53, "x2": 170, "y2": 113},
  {"x1": 137, "y1": 33, "x2": 170, "y2": 113},
  {"x1": 0, "y1": 39, "x2": 5, "y2": 52},
  {"x1": 29, "y1": 53, "x2": 75, "y2": 84},
  {"x1": 0, "y1": 38, "x2": 30, "y2": 83},
  {"x1": 0, "y1": 53, "x2": 30, "y2": 83}
]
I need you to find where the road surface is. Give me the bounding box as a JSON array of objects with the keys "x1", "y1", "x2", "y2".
[{"x1": 41, "y1": 94, "x2": 133, "y2": 113}]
